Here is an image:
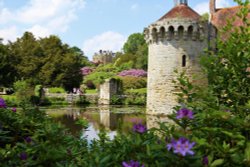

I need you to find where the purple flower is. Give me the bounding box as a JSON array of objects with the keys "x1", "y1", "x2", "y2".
[
  {"x1": 118, "y1": 69, "x2": 147, "y2": 77},
  {"x1": 167, "y1": 137, "x2": 195, "y2": 156},
  {"x1": 202, "y1": 156, "x2": 209, "y2": 166},
  {"x1": 12, "y1": 108, "x2": 17, "y2": 112},
  {"x1": 0, "y1": 98, "x2": 6, "y2": 108},
  {"x1": 81, "y1": 67, "x2": 93, "y2": 76},
  {"x1": 167, "y1": 139, "x2": 177, "y2": 151},
  {"x1": 20, "y1": 152, "x2": 28, "y2": 160},
  {"x1": 24, "y1": 137, "x2": 32, "y2": 143},
  {"x1": 122, "y1": 160, "x2": 144, "y2": 167},
  {"x1": 176, "y1": 108, "x2": 194, "y2": 119},
  {"x1": 133, "y1": 123, "x2": 147, "y2": 133}
]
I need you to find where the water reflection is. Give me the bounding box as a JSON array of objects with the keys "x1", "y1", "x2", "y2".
[
  {"x1": 44, "y1": 105, "x2": 173, "y2": 142},
  {"x1": 43, "y1": 105, "x2": 146, "y2": 141}
]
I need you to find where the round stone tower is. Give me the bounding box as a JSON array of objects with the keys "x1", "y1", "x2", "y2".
[{"x1": 144, "y1": 0, "x2": 208, "y2": 115}]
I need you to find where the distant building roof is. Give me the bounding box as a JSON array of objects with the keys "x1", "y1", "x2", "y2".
[
  {"x1": 211, "y1": 6, "x2": 250, "y2": 30},
  {"x1": 159, "y1": 4, "x2": 201, "y2": 21}
]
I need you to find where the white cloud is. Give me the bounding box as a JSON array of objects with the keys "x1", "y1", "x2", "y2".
[
  {"x1": 16, "y1": 0, "x2": 85, "y2": 24},
  {"x1": 0, "y1": 8, "x2": 12, "y2": 23},
  {"x1": 0, "y1": 0, "x2": 85, "y2": 41},
  {"x1": 27, "y1": 25, "x2": 51, "y2": 38},
  {"x1": 194, "y1": 0, "x2": 233, "y2": 14},
  {"x1": 194, "y1": 2, "x2": 209, "y2": 14},
  {"x1": 217, "y1": 0, "x2": 230, "y2": 8},
  {"x1": 83, "y1": 31, "x2": 127, "y2": 60},
  {"x1": 0, "y1": 26, "x2": 19, "y2": 43}
]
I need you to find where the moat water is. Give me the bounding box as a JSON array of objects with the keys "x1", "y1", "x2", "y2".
[{"x1": 42, "y1": 105, "x2": 155, "y2": 142}]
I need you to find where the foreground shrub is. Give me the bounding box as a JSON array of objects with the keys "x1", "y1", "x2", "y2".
[
  {"x1": 0, "y1": 95, "x2": 18, "y2": 107},
  {"x1": 0, "y1": 2, "x2": 249, "y2": 166},
  {"x1": 0, "y1": 99, "x2": 88, "y2": 166},
  {"x1": 13, "y1": 80, "x2": 33, "y2": 104}
]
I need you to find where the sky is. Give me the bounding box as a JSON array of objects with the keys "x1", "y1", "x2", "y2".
[{"x1": 0, "y1": 0, "x2": 238, "y2": 60}]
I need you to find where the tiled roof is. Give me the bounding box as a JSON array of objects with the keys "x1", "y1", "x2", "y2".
[
  {"x1": 211, "y1": 6, "x2": 250, "y2": 30},
  {"x1": 159, "y1": 4, "x2": 201, "y2": 21}
]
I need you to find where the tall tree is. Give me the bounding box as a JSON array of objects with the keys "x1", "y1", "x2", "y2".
[
  {"x1": 120, "y1": 33, "x2": 148, "y2": 70},
  {"x1": 123, "y1": 33, "x2": 146, "y2": 54},
  {"x1": 0, "y1": 39, "x2": 16, "y2": 86},
  {"x1": 9, "y1": 32, "x2": 43, "y2": 84},
  {"x1": 38, "y1": 35, "x2": 83, "y2": 91}
]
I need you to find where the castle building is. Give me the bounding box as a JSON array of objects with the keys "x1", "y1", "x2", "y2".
[
  {"x1": 92, "y1": 50, "x2": 115, "y2": 65},
  {"x1": 144, "y1": 0, "x2": 248, "y2": 115}
]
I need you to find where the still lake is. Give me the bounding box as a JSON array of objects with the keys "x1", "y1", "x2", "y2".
[{"x1": 41, "y1": 105, "x2": 153, "y2": 142}]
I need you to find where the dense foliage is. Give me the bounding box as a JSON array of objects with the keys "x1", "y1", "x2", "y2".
[
  {"x1": 201, "y1": 2, "x2": 250, "y2": 108},
  {"x1": 0, "y1": 39, "x2": 16, "y2": 86},
  {"x1": 114, "y1": 33, "x2": 148, "y2": 70},
  {"x1": 0, "y1": 32, "x2": 88, "y2": 91},
  {"x1": 0, "y1": 1, "x2": 249, "y2": 166},
  {"x1": 119, "y1": 76, "x2": 147, "y2": 90}
]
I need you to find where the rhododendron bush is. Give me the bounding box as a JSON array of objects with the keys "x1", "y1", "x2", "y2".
[
  {"x1": 81, "y1": 67, "x2": 93, "y2": 76},
  {"x1": 118, "y1": 69, "x2": 147, "y2": 77}
]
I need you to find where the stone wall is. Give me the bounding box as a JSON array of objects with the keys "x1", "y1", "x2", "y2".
[
  {"x1": 99, "y1": 78, "x2": 121, "y2": 105},
  {"x1": 45, "y1": 93, "x2": 98, "y2": 104},
  {"x1": 145, "y1": 19, "x2": 208, "y2": 115}
]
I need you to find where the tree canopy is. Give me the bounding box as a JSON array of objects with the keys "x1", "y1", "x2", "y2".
[
  {"x1": 114, "y1": 33, "x2": 148, "y2": 70},
  {"x1": 0, "y1": 32, "x2": 89, "y2": 91}
]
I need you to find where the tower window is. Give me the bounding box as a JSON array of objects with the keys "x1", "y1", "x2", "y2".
[
  {"x1": 152, "y1": 28, "x2": 158, "y2": 41},
  {"x1": 160, "y1": 27, "x2": 165, "y2": 39},
  {"x1": 187, "y1": 26, "x2": 193, "y2": 39},
  {"x1": 178, "y1": 26, "x2": 184, "y2": 39},
  {"x1": 182, "y1": 55, "x2": 187, "y2": 67},
  {"x1": 168, "y1": 26, "x2": 174, "y2": 40}
]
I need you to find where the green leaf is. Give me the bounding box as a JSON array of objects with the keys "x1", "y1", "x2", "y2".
[
  {"x1": 245, "y1": 142, "x2": 250, "y2": 163},
  {"x1": 100, "y1": 155, "x2": 111, "y2": 164},
  {"x1": 146, "y1": 144, "x2": 151, "y2": 156},
  {"x1": 211, "y1": 159, "x2": 224, "y2": 167}
]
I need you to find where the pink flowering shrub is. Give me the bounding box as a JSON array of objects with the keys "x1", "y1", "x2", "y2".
[
  {"x1": 118, "y1": 69, "x2": 147, "y2": 77},
  {"x1": 81, "y1": 67, "x2": 93, "y2": 76}
]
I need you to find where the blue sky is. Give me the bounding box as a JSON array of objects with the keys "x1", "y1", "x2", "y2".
[{"x1": 0, "y1": 0, "x2": 237, "y2": 60}]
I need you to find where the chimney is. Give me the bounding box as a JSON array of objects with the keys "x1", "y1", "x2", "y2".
[
  {"x1": 210, "y1": 0, "x2": 216, "y2": 14},
  {"x1": 175, "y1": 0, "x2": 188, "y2": 6}
]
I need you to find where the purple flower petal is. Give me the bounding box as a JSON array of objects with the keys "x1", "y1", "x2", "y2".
[
  {"x1": 176, "y1": 108, "x2": 194, "y2": 119},
  {"x1": 168, "y1": 137, "x2": 195, "y2": 157},
  {"x1": 12, "y1": 108, "x2": 17, "y2": 112},
  {"x1": 202, "y1": 156, "x2": 209, "y2": 165},
  {"x1": 0, "y1": 98, "x2": 7, "y2": 108},
  {"x1": 133, "y1": 123, "x2": 147, "y2": 134},
  {"x1": 122, "y1": 160, "x2": 144, "y2": 167},
  {"x1": 24, "y1": 137, "x2": 32, "y2": 143},
  {"x1": 20, "y1": 152, "x2": 28, "y2": 160}
]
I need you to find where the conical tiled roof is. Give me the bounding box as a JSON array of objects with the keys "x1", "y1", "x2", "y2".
[{"x1": 159, "y1": 4, "x2": 201, "y2": 21}]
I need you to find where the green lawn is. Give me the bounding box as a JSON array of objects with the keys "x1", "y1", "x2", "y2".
[{"x1": 85, "y1": 89, "x2": 98, "y2": 94}]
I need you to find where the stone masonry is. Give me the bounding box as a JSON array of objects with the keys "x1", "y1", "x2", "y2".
[
  {"x1": 144, "y1": 1, "x2": 208, "y2": 115},
  {"x1": 99, "y1": 78, "x2": 121, "y2": 105}
]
